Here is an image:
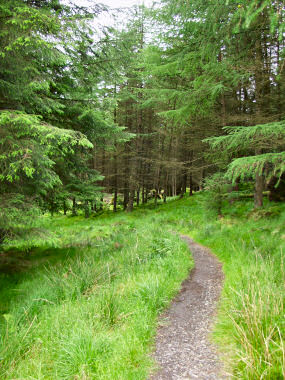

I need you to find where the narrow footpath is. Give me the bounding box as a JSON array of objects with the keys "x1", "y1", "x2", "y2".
[{"x1": 150, "y1": 235, "x2": 228, "y2": 380}]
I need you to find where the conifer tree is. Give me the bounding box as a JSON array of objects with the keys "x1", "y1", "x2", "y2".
[
  {"x1": 0, "y1": 0, "x2": 120, "y2": 233},
  {"x1": 206, "y1": 120, "x2": 285, "y2": 207}
]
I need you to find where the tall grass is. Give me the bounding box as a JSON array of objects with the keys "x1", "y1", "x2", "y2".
[
  {"x1": 0, "y1": 195, "x2": 284, "y2": 379},
  {"x1": 0, "y1": 199, "x2": 192, "y2": 379},
  {"x1": 188, "y1": 196, "x2": 285, "y2": 379}
]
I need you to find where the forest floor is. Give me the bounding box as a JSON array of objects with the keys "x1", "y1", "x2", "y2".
[{"x1": 150, "y1": 236, "x2": 227, "y2": 380}]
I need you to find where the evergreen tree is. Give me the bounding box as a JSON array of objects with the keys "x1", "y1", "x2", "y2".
[
  {"x1": 206, "y1": 120, "x2": 285, "y2": 207},
  {"x1": 0, "y1": 0, "x2": 122, "y2": 234}
]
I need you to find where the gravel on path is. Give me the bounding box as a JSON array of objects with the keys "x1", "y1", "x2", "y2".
[{"x1": 149, "y1": 235, "x2": 229, "y2": 380}]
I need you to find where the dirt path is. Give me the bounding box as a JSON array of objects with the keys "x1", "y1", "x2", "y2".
[{"x1": 149, "y1": 235, "x2": 228, "y2": 380}]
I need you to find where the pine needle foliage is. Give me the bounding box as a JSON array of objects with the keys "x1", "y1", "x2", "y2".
[
  {"x1": 227, "y1": 152, "x2": 285, "y2": 184},
  {"x1": 0, "y1": 111, "x2": 93, "y2": 184},
  {"x1": 205, "y1": 120, "x2": 285, "y2": 183},
  {"x1": 205, "y1": 121, "x2": 285, "y2": 153}
]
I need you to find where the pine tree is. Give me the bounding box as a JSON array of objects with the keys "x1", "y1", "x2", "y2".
[
  {"x1": 0, "y1": 0, "x2": 114, "y2": 233},
  {"x1": 205, "y1": 120, "x2": 285, "y2": 207}
]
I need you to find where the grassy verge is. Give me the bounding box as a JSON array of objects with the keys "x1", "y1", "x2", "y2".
[
  {"x1": 0, "y1": 199, "x2": 193, "y2": 379},
  {"x1": 183, "y1": 195, "x2": 285, "y2": 379},
  {"x1": 0, "y1": 194, "x2": 284, "y2": 379}
]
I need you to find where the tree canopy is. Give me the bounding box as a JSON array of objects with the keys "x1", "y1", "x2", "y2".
[{"x1": 0, "y1": 0, "x2": 284, "y2": 239}]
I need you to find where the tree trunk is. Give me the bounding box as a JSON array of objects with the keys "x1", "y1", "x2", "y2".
[
  {"x1": 172, "y1": 172, "x2": 176, "y2": 196},
  {"x1": 123, "y1": 188, "x2": 129, "y2": 210},
  {"x1": 113, "y1": 148, "x2": 118, "y2": 212},
  {"x1": 127, "y1": 152, "x2": 137, "y2": 212},
  {"x1": 189, "y1": 172, "x2": 193, "y2": 196},
  {"x1": 84, "y1": 200, "x2": 90, "y2": 218},
  {"x1": 113, "y1": 189, "x2": 117, "y2": 212},
  {"x1": 199, "y1": 169, "x2": 205, "y2": 191},
  {"x1": 99, "y1": 197, "x2": 103, "y2": 211},
  {"x1": 154, "y1": 190, "x2": 158, "y2": 207},
  {"x1": 50, "y1": 193, "x2": 55, "y2": 217},
  {"x1": 113, "y1": 91, "x2": 118, "y2": 212},
  {"x1": 144, "y1": 188, "x2": 148, "y2": 203},
  {"x1": 63, "y1": 200, "x2": 67, "y2": 215},
  {"x1": 180, "y1": 172, "x2": 187, "y2": 198},
  {"x1": 126, "y1": 189, "x2": 135, "y2": 212}
]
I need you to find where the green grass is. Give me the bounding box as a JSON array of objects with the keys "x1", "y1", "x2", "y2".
[
  {"x1": 185, "y1": 196, "x2": 285, "y2": 379},
  {"x1": 0, "y1": 194, "x2": 284, "y2": 379},
  {"x1": 0, "y1": 198, "x2": 193, "y2": 379}
]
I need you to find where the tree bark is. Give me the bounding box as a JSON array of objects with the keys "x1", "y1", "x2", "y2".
[
  {"x1": 189, "y1": 172, "x2": 193, "y2": 196},
  {"x1": 99, "y1": 196, "x2": 103, "y2": 211},
  {"x1": 63, "y1": 200, "x2": 67, "y2": 215},
  {"x1": 180, "y1": 172, "x2": 187, "y2": 198},
  {"x1": 113, "y1": 189, "x2": 117, "y2": 212},
  {"x1": 126, "y1": 189, "x2": 135, "y2": 212},
  {"x1": 144, "y1": 188, "x2": 148, "y2": 203},
  {"x1": 154, "y1": 190, "x2": 158, "y2": 207},
  {"x1": 123, "y1": 188, "x2": 129, "y2": 210},
  {"x1": 84, "y1": 200, "x2": 89, "y2": 218},
  {"x1": 72, "y1": 198, "x2": 77, "y2": 216}
]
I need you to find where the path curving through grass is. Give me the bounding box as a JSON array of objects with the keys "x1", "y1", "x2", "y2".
[{"x1": 150, "y1": 235, "x2": 228, "y2": 380}]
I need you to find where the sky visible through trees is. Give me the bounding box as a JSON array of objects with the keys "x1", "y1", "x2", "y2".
[
  {"x1": 0, "y1": 0, "x2": 284, "y2": 232},
  {"x1": 0, "y1": 2, "x2": 284, "y2": 379}
]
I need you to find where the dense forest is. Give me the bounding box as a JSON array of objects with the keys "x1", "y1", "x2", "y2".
[
  {"x1": 1, "y1": 0, "x2": 284, "y2": 232},
  {"x1": 0, "y1": 0, "x2": 285, "y2": 379}
]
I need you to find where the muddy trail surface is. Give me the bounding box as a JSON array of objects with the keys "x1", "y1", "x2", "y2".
[{"x1": 150, "y1": 235, "x2": 229, "y2": 380}]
